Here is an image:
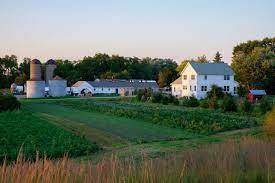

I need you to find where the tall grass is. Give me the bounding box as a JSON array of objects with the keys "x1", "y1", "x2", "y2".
[{"x1": 0, "y1": 137, "x2": 274, "y2": 183}]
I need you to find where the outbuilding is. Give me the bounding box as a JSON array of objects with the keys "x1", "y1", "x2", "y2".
[{"x1": 247, "y1": 90, "x2": 266, "y2": 103}]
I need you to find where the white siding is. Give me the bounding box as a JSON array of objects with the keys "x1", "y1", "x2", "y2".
[
  {"x1": 180, "y1": 63, "x2": 198, "y2": 98},
  {"x1": 171, "y1": 62, "x2": 239, "y2": 99}
]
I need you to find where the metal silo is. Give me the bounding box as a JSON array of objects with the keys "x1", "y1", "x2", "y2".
[
  {"x1": 26, "y1": 59, "x2": 45, "y2": 98},
  {"x1": 45, "y1": 59, "x2": 57, "y2": 85},
  {"x1": 48, "y1": 75, "x2": 67, "y2": 97}
]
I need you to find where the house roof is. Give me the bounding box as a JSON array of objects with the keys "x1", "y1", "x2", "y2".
[
  {"x1": 188, "y1": 61, "x2": 234, "y2": 75},
  {"x1": 73, "y1": 80, "x2": 159, "y2": 88},
  {"x1": 171, "y1": 77, "x2": 182, "y2": 85},
  {"x1": 249, "y1": 90, "x2": 266, "y2": 95}
]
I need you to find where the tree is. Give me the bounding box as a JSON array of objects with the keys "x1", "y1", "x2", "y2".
[
  {"x1": 0, "y1": 55, "x2": 18, "y2": 89},
  {"x1": 231, "y1": 47, "x2": 273, "y2": 90},
  {"x1": 213, "y1": 51, "x2": 223, "y2": 63},
  {"x1": 196, "y1": 55, "x2": 208, "y2": 62},
  {"x1": 158, "y1": 67, "x2": 173, "y2": 88},
  {"x1": 15, "y1": 73, "x2": 27, "y2": 92},
  {"x1": 176, "y1": 60, "x2": 188, "y2": 73}
]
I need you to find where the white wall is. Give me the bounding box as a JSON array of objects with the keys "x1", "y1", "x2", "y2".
[
  {"x1": 171, "y1": 62, "x2": 239, "y2": 99},
  {"x1": 196, "y1": 75, "x2": 238, "y2": 99},
  {"x1": 181, "y1": 63, "x2": 198, "y2": 98},
  {"x1": 171, "y1": 84, "x2": 182, "y2": 97}
]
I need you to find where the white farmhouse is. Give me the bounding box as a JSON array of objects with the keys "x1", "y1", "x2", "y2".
[
  {"x1": 171, "y1": 61, "x2": 238, "y2": 99},
  {"x1": 71, "y1": 79, "x2": 159, "y2": 96}
]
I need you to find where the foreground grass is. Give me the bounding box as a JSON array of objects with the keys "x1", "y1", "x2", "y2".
[
  {"x1": 0, "y1": 137, "x2": 274, "y2": 183},
  {"x1": 0, "y1": 110, "x2": 98, "y2": 162}
]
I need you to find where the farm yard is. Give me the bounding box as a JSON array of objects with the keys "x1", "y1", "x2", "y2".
[
  {"x1": 0, "y1": 96, "x2": 269, "y2": 162},
  {"x1": 0, "y1": 96, "x2": 274, "y2": 182}
]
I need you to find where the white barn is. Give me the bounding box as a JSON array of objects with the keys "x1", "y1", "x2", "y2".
[
  {"x1": 71, "y1": 79, "x2": 159, "y2": 96},
  {"x1": 171, "y1": 61, "x2": 238, "y2": 99}
]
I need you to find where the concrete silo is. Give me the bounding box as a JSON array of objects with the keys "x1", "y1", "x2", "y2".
[
  {"x1": 26, "y1": 59, "x2": 45, "y2": 98},
  {"x1": 45, "y1": 59, "x2": 57, "y2": 85},
  {"x1": 48, "y1": 75, "x2": 67, "y2": 97}
]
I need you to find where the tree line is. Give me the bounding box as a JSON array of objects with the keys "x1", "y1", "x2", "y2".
[{"x1": 0, "y1": 37, "x2": 274, "y2": 94}]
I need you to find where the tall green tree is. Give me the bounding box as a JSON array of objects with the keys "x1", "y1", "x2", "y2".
[
  {"x1": 231, "y1": 46, "x2": 274, "y2": 91},
  {"x1": 213, "y1": 51, "x2": 223, "y2": 63},
  {"x1": 196, "y1": 55, "x2": 208, "y2": 62}
]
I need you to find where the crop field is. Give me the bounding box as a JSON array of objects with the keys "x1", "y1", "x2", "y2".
[
  {"x1": 43, "y1": 98, "x2": 261, "y2": 134},
  {"x1": 0, "y1": 110, "x2": 98, "y2": 162},
  {"x1": 1, "y1": 97, "x2": 265, "y2": 162}
]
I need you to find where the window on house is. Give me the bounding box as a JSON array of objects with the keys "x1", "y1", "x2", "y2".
[
  {"x1": 223, "y1": 86, "x2": 229, "y2": 92},
  {"x1": 183, "y1": 85, "x2": 187, "y2": 90},
  {"x1": 224, "y1": 75, "x2": 230, "y2": 80},
  {"x1": 201, "y1": 86, "x2": 207, "y2": 91},
  {"x1": 191, "y1": 75, "x2": 195, "y2": 80},
  {"x1": 204, "y1": 75, "x2": 207, "y2": 80},
  {"x1": 183, "y1": 75, "x2": 187, "y2": 80},
  {"x1": 102, "y1": 88, "x2": 104, "y2": 91},
  {"x1": 194, "y1": 86, "x2": 196, "y2": 91},
  {"x1": 174, "y1": 87, "x2": 176, "y2": 92},
  {"x1": 190, "y1": 85, "x2": 192, "y2": 91},
  {"x1": 108, "y1": 88, "x2": 110, "y2": 91},
  {"x1": 94, "y1": 88, "x2": 96, "y2": 91}
]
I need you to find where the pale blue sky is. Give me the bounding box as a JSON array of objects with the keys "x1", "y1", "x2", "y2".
[{"x1": 0, "y1": 0, "x2": 274, "y2": 64}]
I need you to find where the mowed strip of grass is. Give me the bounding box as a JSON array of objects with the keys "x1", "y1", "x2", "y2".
[
  {"x1": 43, "y1": 98, "x2": 261, "y2": 134},
  {"x1": 22, "y1": 101, "x2": 202, "y2": 148},
  {"x1": 0, "y1": 110, "x2": 98, "y2": 162}
]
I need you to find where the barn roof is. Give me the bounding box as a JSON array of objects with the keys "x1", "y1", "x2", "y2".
[
  {"x1": 249, "y1": 90, "x2": 266, "y2": 95},
  {"x1": 73, "y1": 80, "x2": 159, "y2": 88},
  {"x1": 46, "y1": 59, "x2": 56, "y2": 65},
  {"x1": 188, "y1": 61, "x2": 234, "y2": 75},
  {"x1": 87, "y1": 80, "x2": 159, "y2": 88}
]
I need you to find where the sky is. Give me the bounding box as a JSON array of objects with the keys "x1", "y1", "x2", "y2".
[{"x1": 0, "y1": 0, "x2": 275, "y2": 64}]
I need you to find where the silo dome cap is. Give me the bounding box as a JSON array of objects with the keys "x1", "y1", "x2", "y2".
[
  {"x1": 31, "y1": 59, "x2": 41, "y2": 64},
  {"x1": 46, "y1": 59, "x2": 56, "y2": 65}
]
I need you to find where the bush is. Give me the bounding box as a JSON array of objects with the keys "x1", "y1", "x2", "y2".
[
  {"x1": 208, "y1": 96, "x2": 219, "y2": 109},
  {"x1": 152, "y1": 92, "x2": 163, "y2": 103},
  {"x1": 240, "y1": 99, "x2": 252, "y2": 113},
  {"x1": 0, "y1": 95, "x2": 21, "y2": 112},
  {"x1": 168, "y1": 94, "x2": 179, "y2": 105},
  {"x1": 200, "y1": 99, "x2": 209, "y2": 108},
  {"x1": 136, "y1": 89, "x2": 152, "y2": 102},
  {"x1": 259, "y1": 97, "x2": 272, "y2": 114},
  {"x1": 207, "y1": 85, "x2": 224, "y2": 99},
  {"x1": 182, "y1": 96, "x2": 200, "y2": 107},
  {"x1": 221, "y1": 96, "x2": 237, "y2": 112},
  {"x1": 237, "y1": 85, "x2": 247, "y2": 97},
  {"x1": 161, "y1": 96, "x2": 169, "y2": 105}
]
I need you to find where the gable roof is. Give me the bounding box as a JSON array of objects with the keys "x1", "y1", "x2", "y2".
[
  {"x1": 171, "y1": 77, "x2": 182, "y2": 85},
  {"x1": 73, "y1": 80, "x2": 159, "y2": 88},
  {"x1": 186, "y1": 61, "x2": 234, "y2": 75},
  {"x1": 249, "y1": 90, "x2": 266, "y2": 95}
]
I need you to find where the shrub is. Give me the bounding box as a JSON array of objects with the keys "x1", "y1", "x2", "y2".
[
  {"x1": 208, "y1": 96, "x2": 219, "y2": 109},
  {"x1": 237, "y1": 85, "x2": 247, "y2": 97},
  {"x1": 221, "y1": 96, "x2": 237, "y2": 112},
  {"x1": 259, "y1": 97, "x2": 272, "y2": 114},
  {"x1": 240, "y1": 99, "x2": 252, "y2": 113},
  {"x1": 136, "y1": 89, "x2": 152, "y2": 102},
  {"x1": 161, "y1": 96, "x2": 169, "y2": 105},
  {"x1": 152, "y1": 92, "x2": 163, "y2": 103},
  {"x1": 0, "y1": 95, "x2": 21, "y2": 112},
  {"x1": 182, "y1": 96, "x2": 199, "y2": 107},
  {"x1": 206, "y1": 85, "x2": 224, "y2": 99},
  {"x1": 200, "y1": 99, "x2": 209, "y2": 108}
]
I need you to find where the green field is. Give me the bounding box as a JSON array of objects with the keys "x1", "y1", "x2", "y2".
[{"x1": 0, "y1": 97, "x2": 264, "y2": 162}]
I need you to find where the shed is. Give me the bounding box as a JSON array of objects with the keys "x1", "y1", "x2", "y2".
[{"x1": 247, "y1": 90, "x2": 266, "y2": 103}]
